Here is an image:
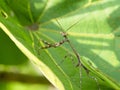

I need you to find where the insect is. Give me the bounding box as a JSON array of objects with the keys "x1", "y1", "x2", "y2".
[
  {"x1": 39, "y1": 18, "x2": 90, "y2": 74},
  {"x1": 39, "y1": 18, "x2": 101, "y2": 90}
]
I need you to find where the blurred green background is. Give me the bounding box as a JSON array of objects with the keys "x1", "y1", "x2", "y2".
[{"x1": 0, "y1": 29, "x2": 55, "y2": 90}]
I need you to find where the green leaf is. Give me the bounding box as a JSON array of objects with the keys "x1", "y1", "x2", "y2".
[
  {"x1": 0, "y1": 29, "x2": 27, "y2": 65},
  {"x1": 0, "y1": 0, "x2": 120, "y2": 90}
]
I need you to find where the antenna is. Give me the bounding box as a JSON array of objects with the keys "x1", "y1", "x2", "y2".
[
  {"x1": 55, "y1": 14, "x2": 88, "y2": 32},
  {"x1": 56, "y1": 19, "x2": 65, "y2": 32}
]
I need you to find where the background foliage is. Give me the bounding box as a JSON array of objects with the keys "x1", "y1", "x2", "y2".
[{"x1": 0, "y1": 0, "x2": 120, "y2": 90}]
